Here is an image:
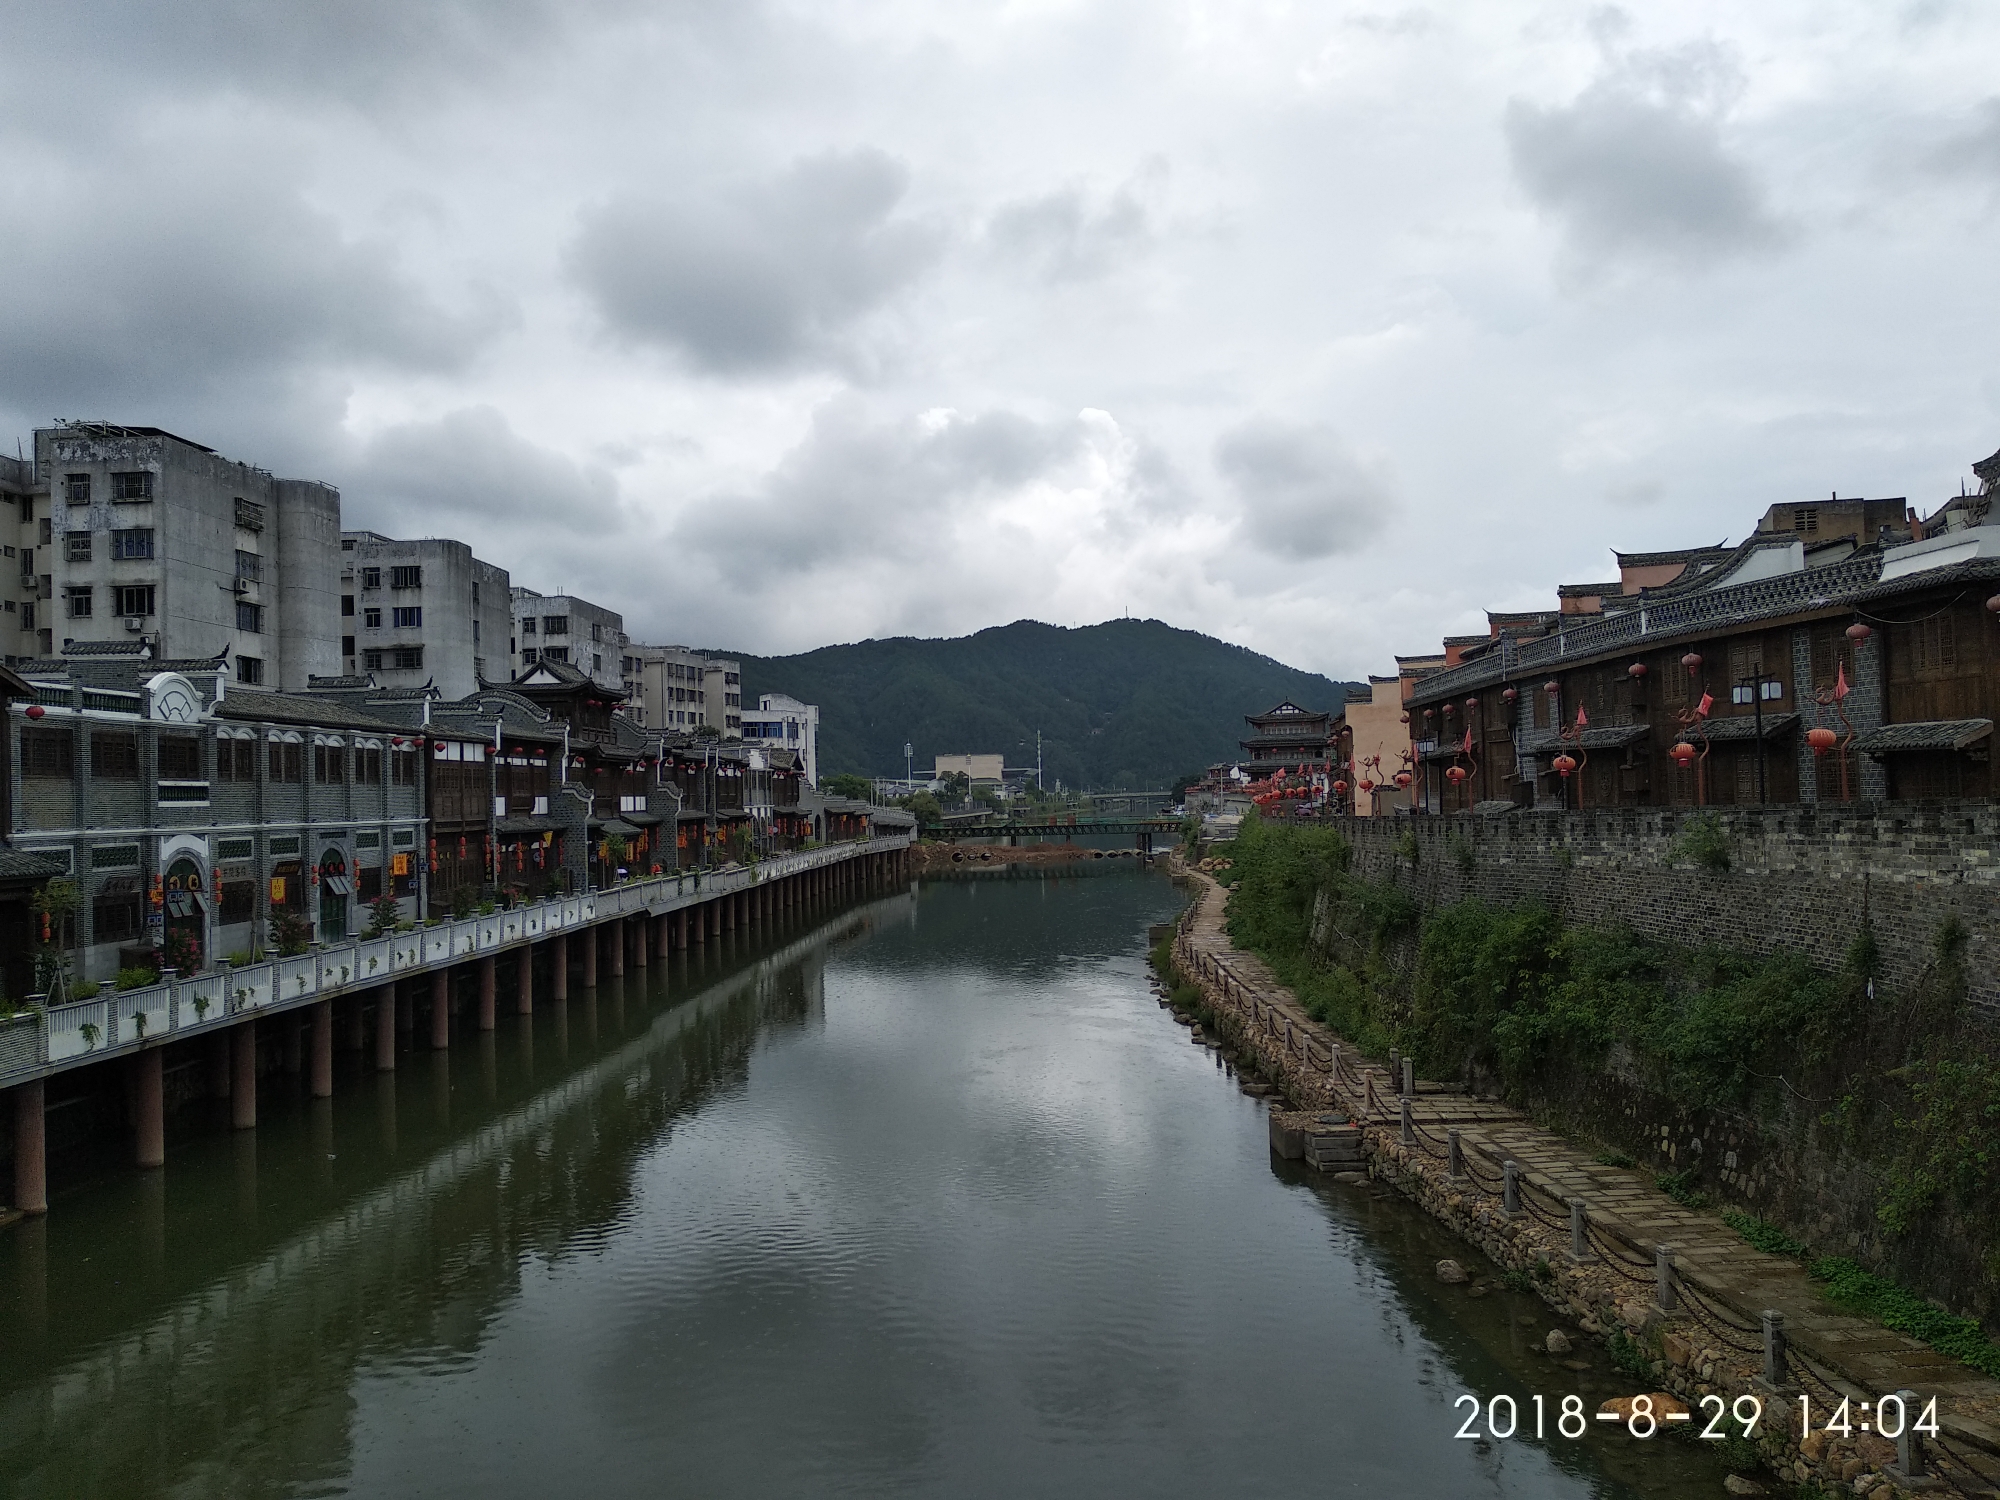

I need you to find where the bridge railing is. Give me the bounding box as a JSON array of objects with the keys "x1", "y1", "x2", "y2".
[{"x1": 5, "y1": 832, "x2": 912, "y2": 1090}]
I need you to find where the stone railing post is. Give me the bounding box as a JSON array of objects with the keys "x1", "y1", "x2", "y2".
[
  {"x1": 1502, "y1": 1160, "x2": 1519, "y2": 1217},
  {"x1": 1447, "y1": 1128, "x2": 1464, "y2": 1180},
  {"x1": 1655, "y1": 1245, "x2": 1677, "y2": 1312},
  {"x1": 1400, "y1": 1056, "x2": 1414, "y2": 1098},
  {"x1": 1887, "y1": 1388, "x2": 1934, "y2": 1487},
  {"x1": 1761, "y1": 1310, "x2": 1791, "y2": 1390},
  {"x1": 1364, "y1": 1070, "x2": 1377, "y2": 1118},
  {"x1": 1399, "y1": 1095, "x2": 1414, "y2": 1146},
  {"x1": 1568, "y1": 1198, "x2": 1592, "y2": 1263}
]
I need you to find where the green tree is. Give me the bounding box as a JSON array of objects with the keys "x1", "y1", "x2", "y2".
[
  {"x1": 824, "y1": 772, "x2": 874, "y2": 801},
  {"x1": 901, "y1": 790, "x2": 944, "y2": 828}
]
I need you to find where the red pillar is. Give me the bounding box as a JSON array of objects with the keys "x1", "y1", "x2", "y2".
[
  {"x1": 430, "y1": 970, "x2": 451, "y2": 1049},
  {"x1": 553, "y1": 934, "x2": 569, "y2": 1000},
  {"x1": 13, "y1": 1081, "x2": 46, "y2": 1214},
  {"x1": 478, "y1": 955, "x2": 497, "y2": 1030},
  {"x1": 135, "y1": 1049, "x2": 165, "y2": 1168},
  {"x1": 517, "y1": 947, "x2": 534, "y2": 1015},
  {"x1": 311, "y1": 999, "x2": 334, "y2": 1099},
  {"x1": 231, "y1": 1022, "x2": 257, "y2": 1129},
  {"x1": 375, "y1": 984, "x2": 397, "y2": 1071}
]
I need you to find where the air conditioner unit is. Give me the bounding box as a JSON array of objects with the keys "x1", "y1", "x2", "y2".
[
  {"x1": 232, "y1": 578, "x2": 249, "y2": 595},
  {"x1": 125, "y1": 617, "x2": 144, "y2": 632}
]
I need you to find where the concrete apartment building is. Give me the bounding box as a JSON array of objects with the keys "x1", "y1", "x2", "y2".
[
  {"x1": 2, "y1": 452, "x2": 36, "y2": 664},
  {"x1": 338, "y1": 532, "x2": 511, "y2": 698},
  {"x1": 620, "y1": 642, "x2": 743, "y2": 736},
  {"x1": 511, "y1": 588, "x2": 622, "y2": 691},
  {"x1": 741, "y1": 692, "x2": 819, "y2": 785},
  {"x1": 9, "y1": 424, "x2": 341, "y2": 690}
]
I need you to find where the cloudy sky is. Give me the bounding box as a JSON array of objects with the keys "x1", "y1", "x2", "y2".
[{"x1": 3, "y1": 0, "x2": 1997, "y2": 681}]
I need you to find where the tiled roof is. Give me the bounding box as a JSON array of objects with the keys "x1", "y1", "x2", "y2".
[
  {"x1": 1694, "y1": 712, "x2": 1799, "y2": 743},
  {"x1": 1854, "y1": 719, "x2": 1994, "y2": 753},
  {"x1": 1556, "y1": 581, "x2": 1621, "y2": 597},
  {"x1": 1612, "y1": 543, "x2": 1732, "y2": 568},
  {"x1": 0, "y1": 846, "x2": 69, "y2": 882},
  {"x1": 213, "y1": 689, "x2": 408, "y2": 733},
  {"x1": 1515, "y1": 724, "x2": 1651, "y2": 755}
]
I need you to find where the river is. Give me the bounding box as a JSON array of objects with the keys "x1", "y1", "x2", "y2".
[{"x1": 0, "y1": 868, "x2": 1738, "y2": 1498}]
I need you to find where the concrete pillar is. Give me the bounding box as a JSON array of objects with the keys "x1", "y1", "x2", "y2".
[
  {"x1": 517, "y1": 947, "x2": 534, "y2": 1015},
  {"x1": 135, "y1": 1048, "x2": 165, "y2": 1168},
  {"x1": 723, "y1": 893, "x2": 735, "y2": 931},
  {"x1": 311, "y1": 999, "x2": 334, "y2": 1099},
  {"x1": 12, "y1": 1081, "x2": 46, "y2": 1215},
  {"x1": 231, "y1": 1022, "x2": 257, "y2": 1129},
  {"x1": 583, "y1": 924, "x2": 599, "y2": 986},
  {"x1": 676, "y1": 908, "x2": 688, "y2": 949},
  {"x1": 553, "y1": 933, "x2": 569, "y2": 1000},
  {"x1": 375, "y1": 985, "x2": 397, "y2": 1072},
  {"x1": 656, "y1": 913, "x2": 671, "y2": 959},
  {"x1": 478, "y1": 955, "x2": 497, "y2": 1031},
  {"x1": 609, "y1": 921, "x2": 625, "y2": 977},
  {"x1": 633, "y1": 917, "x2": 648, "y2": 968},
  {"x1": 430, "y1": 970, "x2": 451, "y2": 1050}
]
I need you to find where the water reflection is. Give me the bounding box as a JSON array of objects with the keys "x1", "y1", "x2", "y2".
[{"x1": 0, "y1": 876, "x2": 1733, "y2": 1499}]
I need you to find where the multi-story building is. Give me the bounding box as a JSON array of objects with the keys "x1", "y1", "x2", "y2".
[
  {"x1": 6, "y1": 646, "x2": 425, "y2": 982},
  {"x1": 1239, "y1": 703, "x2": 1338, "y2": 778},
  {"x1": 28, "y1": 423, "x2": 340, "y2": 690},
  {"x1": 338, "y1": 532, "x2": 511, "y2": 697},
  {"x1": 742, "y1": 693, "x2": 820, "y2": 785},
  {"x1": 2, "y1": 453, "x2": 40, "y2": 665},
  {"x1": 620, "y1": 642, "x2": 742, "y2": 736},
  {"x1": 511, "y1": 588, "x2": 623, "y2": 691}
]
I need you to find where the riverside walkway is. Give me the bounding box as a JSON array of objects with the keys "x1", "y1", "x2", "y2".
[{"x1": 1171, "y1": 861, "x2": 2000, "y2": 1494}]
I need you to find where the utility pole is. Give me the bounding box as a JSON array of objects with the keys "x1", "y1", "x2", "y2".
[
  {"x1": 904, "y1": 741, "x2": 913, "y2": 791},
  {"x1": 1036, "y1": 729, "x2": 1043, "y2": 794}
]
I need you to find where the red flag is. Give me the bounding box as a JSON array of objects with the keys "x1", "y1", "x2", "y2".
[
  {"x1": 1696, "y1": 692, "x2": 1713, "y2": 718},
  {"x1": 1462, "y1": 727, "x2": 1473, "y2": 755},
  {"x1": 1576, "y1": 705, "x2": 1588, "y2": 728},
  {"x1": 1834, "y1": 662, "x2": 1850, "y2": 702}
]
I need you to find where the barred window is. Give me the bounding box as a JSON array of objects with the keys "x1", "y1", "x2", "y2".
[
  {"x1": 21, "y1": 727, "x2": 72, "y2": 777},
  {"x1": 391, "y1": 749, "x2": 418, "y2": 786},
  {"x1": 234, "y1": 549, "x2": 262, "y2": 583},
  {"x1": 110, "y1": 471, "x2": 154, "y2": 501},
  {"x1": 65, "y1": 531, "x2": 91, "y2": 562},
  {"x1": 236, "y1": 655, "x2": 263, "y2": 685},
  {"x1": 219, "y1": 880, "x2": 256, "y2": 924},
  {"x1": 390, "y1": 565, "x2": 422, "y2": 589},
  {"x1": 64, "y1": 474, "x2": 90, "y2": 504},
  {"x1": 93, "y1": 882, "x2": 144, "y2": 943},
  {"x1": 314, "y1": 744, "x2": 345, "y2": 783},
  {"x1": 111, "y1": 528, "x2": 154, "y2": 560},
  {"x1": 216, "y1": 737, "x2": 257, "y2": 781},
  {"x1": 270, "y1": 741, "x2": 303, "y2": 783},
  {"x1": 158, "y1": 735, "x2": 201, "y2": 779},
  {"x1": 356, "y1": 746, "x2": 383, "y2": 784},
  {"x1": 92, "y1": 732, "x2": 139, "y2": 779}
]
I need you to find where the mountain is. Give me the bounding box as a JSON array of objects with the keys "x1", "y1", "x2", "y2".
[{"x1": 725, "y1": 618, "x2": 1362, "y2": 790}]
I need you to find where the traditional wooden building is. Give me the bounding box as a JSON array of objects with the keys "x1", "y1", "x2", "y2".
[{"x1": 1240, "y1": 702, "x2": 1340, "y2": 778}]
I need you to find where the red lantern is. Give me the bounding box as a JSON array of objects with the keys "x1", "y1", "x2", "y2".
[
  {"x1": 1399, "y1": 714, "x2": 1409, "y2": 725},
  {"x1": 1441, "y1": 702, "x2": 1454, "y2": 716},
  {"x1": 1332, "y1": 780, "x2": 1347, "y2": 795},
  {"x1": 1543, "y1": 680, "x2": 1560, "y2": 697},
  {"x1": 1807, "y1": 726, "x2": 1837, "y2": 754},
  {"x1": 1627, "y1": 662, "x2": 1647, "y2": 679},
  {"x1": 25, "y1": 704, "x2": 44, "y2": 720},
  {"x1": 1671, "y1": 741, "x2": 1697, "y2": 768},
  {"x1": 1502, "y1": 686, "x2": 1517, "y2": 703},
  {"x1": 1464, "y1": 697, "x2": 1478, "y2": 713},
  {"x1": 1681, "y1": 652, "x2": 1702, "y2": 674},
  {"x1": 1394, "y1": 771, "x2": 1412, "y2": 790},
  {"x1": 1446, "y1": 765, "x2": 1468, "y2": 784},
  {"x1": 1358, "y1": 779, "x2": 1375, "y2": 793},
  {"x1": 1553, "y1": 753, "x2": 1577, "y2": 779}
]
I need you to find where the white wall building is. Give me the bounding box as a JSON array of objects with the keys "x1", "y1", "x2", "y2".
[
  {"x1": 620, "y1": 642, "x2": 743, "y2": 736},
  {"x1": 741, "y1": 692, "x2": 819, "y2": 785},
  {"x1": 339, "y1": 533, "x2": 511, "y2": 697},
  {"x1": 511, "y1": 587, "x2": 623, "y2": 690}
]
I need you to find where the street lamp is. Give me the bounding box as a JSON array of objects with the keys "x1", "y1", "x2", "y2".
[{"x1": 1734, "y1": 662, "x2": 1781, "y2": 804}]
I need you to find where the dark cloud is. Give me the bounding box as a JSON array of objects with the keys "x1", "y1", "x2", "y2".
[
  {"x1": 567, "y1": 151, "x2": 942, "y2": 375},
  {"x1": 1504, "y1": 42, "x2": 1784, "y2": 274},
  {"x1": 0, "y1": 158, "x2": 506, "y2": 418},
  {"x1": 342, "y1": 408, "x2": 623, "y2": 533},
  {"x1": 1215, "y1": 420, "x2": 1392, "y2": 561},
  {"x1": 986, "y1": 178, "x2": 1155, "y2": 283},
  {"x1": 678, "y1": 399, "x2": 1090, "y2": 581}
]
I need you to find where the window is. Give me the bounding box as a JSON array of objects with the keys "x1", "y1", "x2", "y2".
[
  {"x1": 158, "y1": 735, "x2": 201, "y2": 779},
  {"x1": 236, "y1": 601, "x2": 264, "y2": 633},
  {"x1": 220, "y1": 880, "x2": 255, "y2": 924},
  {"x1": 270, "y1": 740, "x2": 303, "y2": 782},
  {"x1": 114, "y1": 584, "x2": 155, "y2": 617},
  {"x1": 392, "y1": 749, "x2": 418, "y2": 786},
  {"x1": 92, "y1": 731, "x2": 139, "y2": 779},
  {"x1": 363, "y1": 607, "x2": 382, "y2": 628},
  {"x1": 64, "y1": 474, "x2": 91, "y2": 504},
  {"x1": 392, "y1": 646, "x2": 424, "y2": 670},
  {"x1": 20, "y1": 604, "x2": 33, "y2": 631},
  {"x1": 66, "y1": 586, "x2": 93, "y2": 618},
  {"x1": 341, "y1": 635, "x2": 355, "y2": 656},
  {"x1": 1792, "y1": 507, "x2": 1818, "y2": 533},
  {"x1": 216, "y1": 737, "x2": 257, "y2": 781},
  {"x1": 362, "y1": 649, "x2": 384, "y2": 670},
  {"x1": 356, "y1": 746, "x2": 383, "y2": 784},
  {"x1": 111, "y1": 528, "x2": 154, "y2": 560},
  {"x1": 111, "y1": 471, "x2": 153, "y2": 501},
  {"x1": 361, "y1": 566, "x2": 381, "y2": 589},
  {"x1": 520, "y1": 647, "x2": 538, "y2": 665},
  {"x1": 545, "y1": 646, "x2": 570, "y2": 664},
  {"x1": 234, "y1": 497, "x2": 265, "y2": 531},
  {"x1": 93, "y1": 883, "x2": 144, "y2": 943},
  {"x1": 543, "y1": 615, "x2": 569, "y2": 635},
  {"x1": 590, "y1": 622, "x2": 602, "y2": 642},
  {"x1": 593, "y1": 654, "x2": 603, "y2": 675},
  {"x1": 237, "y1": 655, "x2": 264, "y2": 685},
  {"x1": 521, "y1": 617, "x2": 536, "y2": 636},
  {"x1": 314, "y1": 743, "x2": 345, "y2": 782},
  {"x1": 724, "y1": 672, "x2": 739, "y2": 686},
  {"x1": 65, "y1": 531, "x2": 92, "y2": 562},
  {"x1": 472, "y1": 619, "x2": 480, "y2": 643},
  {"x1": 234, "y1": 549, "x2": 262, "y2": 583},
  {"x1": 21, "y1": 727, "x2": 72, "y2": 778},
  {"x1": 390, "y1": 564, "x2": 422, "y2": 589},
  {"x1": 392, "y1": 606, "x2": 422, "y2": 628},
  {"x1": 341, "y1": 594, "x2": 355, "y2": 617}
]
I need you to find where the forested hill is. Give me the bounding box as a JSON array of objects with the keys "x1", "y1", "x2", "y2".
[{"x1": 726, "y1": 618, "x2": 1361, "y2": 790}]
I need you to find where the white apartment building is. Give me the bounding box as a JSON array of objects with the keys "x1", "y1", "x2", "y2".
[
  {"x1": 620, "y1": 642, "x2": 743, "y2": 736},
  {"x1": 339, "y1": 533, "x2": 511, "y2": 697},
  {"x1": 2, "y1": 453, "x2": 36, "y2": 665},
  {"x1": 741, "y1": 692, "x2": 819, "y2": 785},
  {"x1": 511, "y1": 588, "x2": 623, "y2": 691},
  {"x1": 16, "y1": 424, "x2": 340, "y2": 689}
]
